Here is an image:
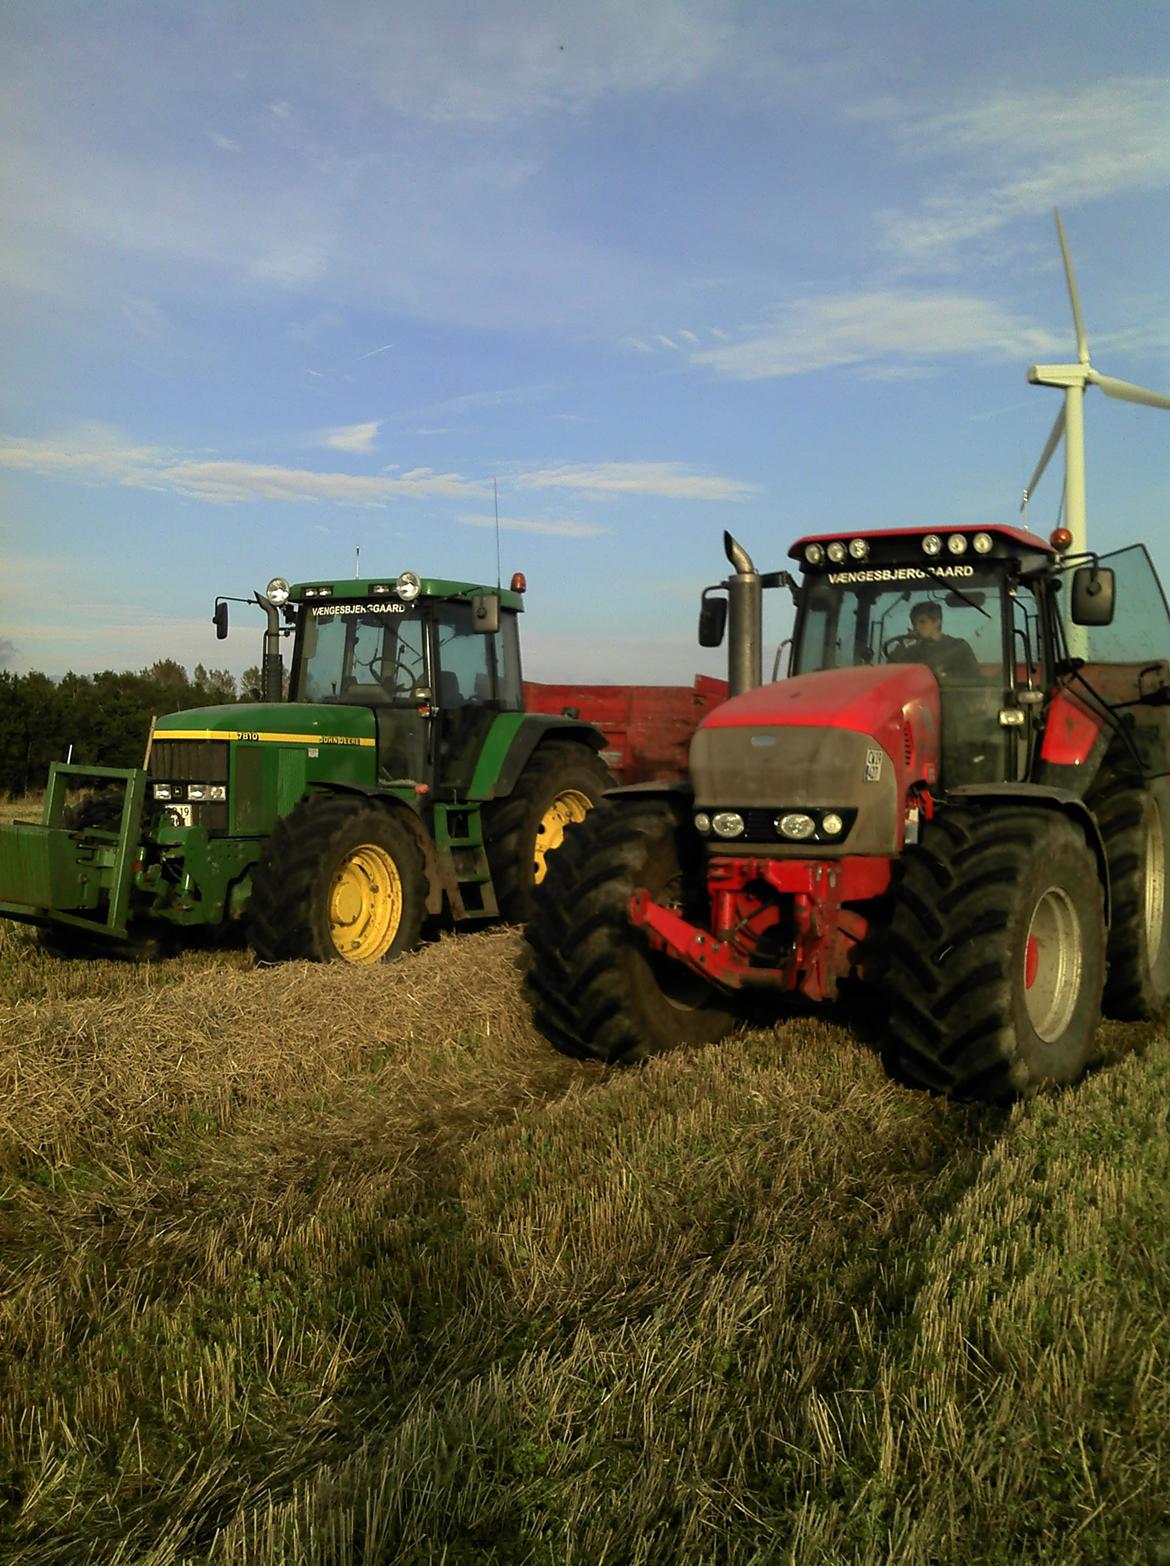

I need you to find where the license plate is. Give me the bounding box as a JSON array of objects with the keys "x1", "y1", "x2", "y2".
[{"x1": 163, "y1": 804, "x2": 193, "y2": 826}]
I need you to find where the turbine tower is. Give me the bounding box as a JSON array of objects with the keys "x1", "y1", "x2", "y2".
[{"x1": 1022, "y1": 209, "x2": 1170, "y2": 559}]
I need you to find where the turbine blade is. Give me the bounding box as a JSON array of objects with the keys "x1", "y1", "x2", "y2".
[
  {"x1": 1022, "y1": 404, "x2": 1067, "y2": 509},
  {"x1": 1090, "y1": 371, "x2": 1170, "y2": 411},
  {"x1": 1055, "y1": 209, "x2": 1089, "y2": 365}
]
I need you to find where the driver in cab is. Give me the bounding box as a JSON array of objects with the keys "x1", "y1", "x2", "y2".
[{"x1": 892, "y1": 600, "x2": 980, "y2": 681}]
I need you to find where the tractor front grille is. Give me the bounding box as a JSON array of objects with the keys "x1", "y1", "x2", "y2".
[{"x1": 148, "y1": 739, "x2": 230, "y2": 830}]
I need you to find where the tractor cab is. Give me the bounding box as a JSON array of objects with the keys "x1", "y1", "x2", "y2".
[
  {"x1": 284, "y1": 573, "x2": 527, "y2": 796},
  {"x1": 787, "y1": 525, "x2": 1059, "y2": 790}
]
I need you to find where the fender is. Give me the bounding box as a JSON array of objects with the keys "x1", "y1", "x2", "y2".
[
  {"x1": 468, "y1": 714, "x2": 607, "y2": 801},
  {"x1": 946, "y1": 782, "x2": 1111, "y2": 925}
]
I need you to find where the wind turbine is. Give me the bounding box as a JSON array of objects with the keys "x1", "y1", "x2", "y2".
[{"x1": 1022, "y1": 208, "x2": 1170, "y2": 559}]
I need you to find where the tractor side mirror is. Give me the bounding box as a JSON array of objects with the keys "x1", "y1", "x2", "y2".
[
  {"x1": 471, "y1": 593, "x2": 500, "y2": 634},
  {"x1": 1070, "y1": 566, "x2": 1115, "y2": 626},
  {"x1": 698, "y1": 589, "x2": 728, "y2": 647},
  {"x1": 213, "y1": 600, "x2": 229, "y2": 640}
]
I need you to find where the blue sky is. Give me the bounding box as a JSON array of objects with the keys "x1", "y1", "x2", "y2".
[{"x1": 2, "y1": 0, "x2": 1168, "y2": 686}]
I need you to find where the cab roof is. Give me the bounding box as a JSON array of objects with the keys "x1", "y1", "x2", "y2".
[
  {"x1": 290, "y1": 576, "x2": 525, "y2": 610},
  {"x1": 792, "y1": 526, "x2": 1058, "y2": 576},
  {"x1": 788, "y1": 523, "x2": 1054, "y2": 559}
]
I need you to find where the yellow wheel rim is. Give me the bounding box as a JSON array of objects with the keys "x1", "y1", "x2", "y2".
[
  {"x1": 328, "y1": 843, "x2": 403, "y2": 963},
  {"x1": 533, "y1": 788, "x2": 593, "y2": 884}
]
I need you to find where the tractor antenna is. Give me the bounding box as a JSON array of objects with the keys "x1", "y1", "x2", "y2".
[
  {"x1": 355, "y1": 544, "x2": 360, "y2": 577},
  {"x1": 493, "y1": 477, "x2": 501, "y2": 589}
]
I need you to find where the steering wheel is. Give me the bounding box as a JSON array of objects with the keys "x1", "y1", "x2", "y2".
[{"x1": 883, "y1": 634, "x2": 921, "y2": 662}]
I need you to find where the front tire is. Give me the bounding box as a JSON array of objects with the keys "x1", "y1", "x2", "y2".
[
  {"x1": 1090, "y1": 779, "x2": 1170, "y2": 1019},
  {"x1": 485, "y1": 742, "x2": 612, "y2": 924},
  {"x1": 883, "y1": 806, "x2": 1105, "y2": 1101},
  {"x1": 525, "y1": 797, "x2": 737, "y2": 1064},
  {"x1": 249, "y1": 793, "x2": 426, "y2": 964}
]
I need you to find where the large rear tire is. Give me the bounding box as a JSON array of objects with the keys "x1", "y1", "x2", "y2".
[
  {"x1": 249, "y1": 793, "x2": 427, "y2": 964},
  {"x1": 62, "y1": 786, "x2": 127, "y2": 832},
  {"x1": 485, "y1": 742, "x2": 612, "y2": 924},
  {"x1": 525, "y1": 797, "x2": 737, "y2": 1064},
  {"x1": 1089, "y1": 779, "x2": 1170, "y2": 1019},
  {"x1": 883, "y1": 806, "x2": 1105, "y2": 1102}
]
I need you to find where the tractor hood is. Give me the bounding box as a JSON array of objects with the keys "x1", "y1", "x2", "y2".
[
  {"x1": 689, "y1": 665, "x2": 941, "y2": 856},
  {"x1": 152, "y1": 701, "x2": 377, "y2": 747},
  {"x1": 697, "y1": 664, "x2": 939, "y2": 739}
]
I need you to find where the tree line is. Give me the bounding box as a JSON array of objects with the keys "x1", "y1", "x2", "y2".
[{"x1": 0, "y1": 660, "x2": 261, "y2": 798}]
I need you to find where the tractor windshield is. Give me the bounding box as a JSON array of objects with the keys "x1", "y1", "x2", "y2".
[
  {"x1": 293, "y1": 606, "x2": 428, "y2": 704},
  {"x1": 792, "y1": 568, "x2": 1041, "y2": 787},
  {"x1": 793, "y1": 571, "x2": 1008, "y2": 684}
]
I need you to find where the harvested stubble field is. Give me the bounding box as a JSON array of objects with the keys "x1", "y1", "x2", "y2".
[{"x1": 0, "y1": 807, "x2": 1168, "y2": 1563}]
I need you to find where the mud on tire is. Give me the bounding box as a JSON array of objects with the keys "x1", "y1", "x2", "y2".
[
  {"x1": 485, "y1": 741, "x2": 612, "y2": 925},
  {"x1": 1088, "y1": 776, "x2": 1170, "y2": 1020},
  {"x1": 249, "y1": 792, "x2": 427, "y2": 964},
  {"x1": 882, "y1": 805, "x2": 1106, "y2": 1102},
  {"x1": 524, "y1": 796, "x2": 737, "y2": 1064}
]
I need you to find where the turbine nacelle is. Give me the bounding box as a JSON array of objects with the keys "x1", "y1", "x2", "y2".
[{"x1": 1027, "y1": 363, "x2": 1091, "y2": 390}]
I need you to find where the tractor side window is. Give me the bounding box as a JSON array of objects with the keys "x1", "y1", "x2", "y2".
[
  {"x1": 1076, "y1": 544, "x2": 1170, "y2": 666},
  {"x1": 298, "y1": 613, "x2": 346, "y2": 702},
  {"x1": 432, "y1": 603, "x2": 523, "y2": 709},
  {"x1": 496, "y1": 611, "x2": 523, "y2": 710},
  {"x1": 795, "y1": 587, "x2": 862, "y2": 672},
  {"x1": 435, "y1": 604, "x2": 493, "y2": 706},
  {"x1": 1009, "y1": 584, "x2": 1045, "y2": 689}
]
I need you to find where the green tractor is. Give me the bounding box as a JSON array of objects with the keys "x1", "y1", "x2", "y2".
[{"x1": 0, "y1": 568, "x2": 612, "y2": 962}]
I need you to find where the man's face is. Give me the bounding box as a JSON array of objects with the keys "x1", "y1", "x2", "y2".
[{"x1": 912, "y1": 613, "x2": 942, "y2": 641}]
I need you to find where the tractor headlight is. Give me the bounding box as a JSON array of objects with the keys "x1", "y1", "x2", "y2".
[
  {"x1": 266, "y1": 577, "x2": 291, "y2": 605},
  {"x1": 820, "y1": 811, "x2": 845, "y2": 837},
  {"x1": 186, "y1": 785, "x2": 227, "y2": 802},
  {"x1": 711, "y1": 811, "x2": 745, "y2": 839},
  {"x1": 693, "y1": 812, "x2": 712, "y2": 835},
  {"x1": 973, "y1": 532, "x2": 993, "y2": 555},
  {"x1": 153, "y1": 784, "x2": 172, "y2": 801},
  {"x1": 804, "y1": 543, "x2": 824, "y2": 565},
  {"x1": 827, "y1": 541, "x2": 847, "y2": 564},
  {"x1": 396, "y1": 571, "x2": 421, "y2": 602},
  {"x1": 922, "y1": 534, "x2": 943, "y2": 556},
  {"x1": 777, "y1": 812, "x2": 816, "y2": 841},
  {"x1": 947, "y1": 533, "x2": 968, "y2": 555},
  {"x1": 848, "y1": 538, "x2": 870, "y2": 560}
]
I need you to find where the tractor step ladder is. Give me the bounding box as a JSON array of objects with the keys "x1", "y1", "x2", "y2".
[{"x1": 432, "y1": 804, "x2": 499, "y2": 921}]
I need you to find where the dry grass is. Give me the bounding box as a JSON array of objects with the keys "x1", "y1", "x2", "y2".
[
  {"x1": 0, "y1": 797, "x2": 40, "y2": 826},
  {"x1": 0, "y1": 918, "x2": 1166, "y2": 1564}
]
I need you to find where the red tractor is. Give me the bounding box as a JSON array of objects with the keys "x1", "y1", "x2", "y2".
[{"x1": 526, "y1": 525, "x2": 1170, "y2": 1101}]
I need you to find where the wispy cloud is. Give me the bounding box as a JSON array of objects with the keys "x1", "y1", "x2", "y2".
[
  {"x1": 153, "y1": 461, "x2": 482, "y2": 505},
  {"x1": 692, "y1": 290, "x2": 1064, "y2": 382},
  {"x1": 324, "y1": 420, "x2": 381, "y2": 453},
  {"x1": 864, "y1": 76, "x2": 1170, "y2": 268},
  {"x1": 515, "y1": 462, "x2": 756, "y2": 501},
  {"x1": 0, "y1": 433, "x2": 750, "y2": 509},
  {"x1": 0, "y1": 431, "x2": 486, "y2": 505},
  {"x1": 457, "y1": 512, "x2": 608, "y2": 538}
]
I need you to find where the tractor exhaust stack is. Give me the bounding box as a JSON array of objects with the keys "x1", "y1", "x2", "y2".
[{"x1": 723, "y1": 531, "x2": 762, "y2": 698}]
